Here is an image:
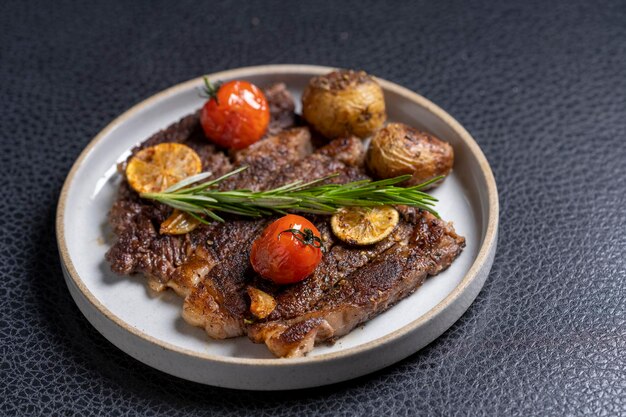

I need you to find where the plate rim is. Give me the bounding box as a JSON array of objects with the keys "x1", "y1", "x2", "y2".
[{"x1": 56, "y1": 64, "x2": 499, "y2": 367}]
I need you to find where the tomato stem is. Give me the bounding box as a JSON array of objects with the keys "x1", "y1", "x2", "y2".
[
  {"x1": 278, "y1": 228, "x2": 324, "y2": 251},
  {"x1": 201, "y1": 77, "x2": 222, "y2": 103}
]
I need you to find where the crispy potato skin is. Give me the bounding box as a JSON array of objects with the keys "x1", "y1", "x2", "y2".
[
  {"x1": 366, "y1": 123, "x2": 454, "y2": 189},
  {"x1": 302, "y1": 70, "x2": 386, "y2": 139}
]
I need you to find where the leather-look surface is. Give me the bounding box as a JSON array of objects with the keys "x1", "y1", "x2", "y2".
[{"x1": 2, "y1": 0, "x2": 625, "y2": 415}]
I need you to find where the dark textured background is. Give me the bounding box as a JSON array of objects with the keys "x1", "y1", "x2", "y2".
[{"x1": 1, "y1": 0, "x2": 625, "y2": 415}]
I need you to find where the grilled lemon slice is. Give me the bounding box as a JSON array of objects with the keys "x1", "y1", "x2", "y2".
[
  {"x1": 330, "y1": 206, "x2": 399, "y2": 245},
  {"x1": 125, "y1": 143, "x2": 202, "y2": 194}
]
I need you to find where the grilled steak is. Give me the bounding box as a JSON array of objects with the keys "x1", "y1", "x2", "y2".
[
  {"x1": 105, "y1": 84, "x2": 299, "y2": 290},
  {"x1": 181, "y1": 136, "x2": 367, "y2": 338},
  {"x1": 105, "y1": 81, "x2": 465, "y2": 358},
  {"x1": 248, "y1": 211, "x2": 465, "y2": 357}
]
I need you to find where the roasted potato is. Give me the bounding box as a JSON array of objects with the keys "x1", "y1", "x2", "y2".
[
  {"x1": 366, "y1": 123, "x2": 454, "y2": 189},
  {"x1": 302, "y1": 70, "x2": 386, "y2": 139}
]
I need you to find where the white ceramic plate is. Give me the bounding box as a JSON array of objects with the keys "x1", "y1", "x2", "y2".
[{"x1": 56, "y1": 65, "x2": 498, "y2": 390}]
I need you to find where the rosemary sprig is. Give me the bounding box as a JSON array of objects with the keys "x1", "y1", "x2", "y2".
[{"x1": 141, "y1": 166, "x2": 441, "y2": 223}]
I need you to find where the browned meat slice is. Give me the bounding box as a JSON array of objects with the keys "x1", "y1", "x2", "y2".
[
  {"x1": 247, "y1": 211, "x2": 465, "y2": 357},
  {"x1": 181, "y1": 137, "x2": 367, "y2": 338}
]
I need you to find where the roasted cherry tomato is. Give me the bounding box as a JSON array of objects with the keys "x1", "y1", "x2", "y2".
[
  {"x1": 200, "y1": 78, "x2": 270, "y2": 150},
  {"x1": 250, "y1": 214, "x2": 323, "y2": 284}
]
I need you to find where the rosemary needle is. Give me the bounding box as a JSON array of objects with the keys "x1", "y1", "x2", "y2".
[{"x1": 141, "y1": 166, "x2": 440, "y2": 223}]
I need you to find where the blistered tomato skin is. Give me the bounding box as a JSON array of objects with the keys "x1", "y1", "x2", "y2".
[
  {"x1": 250, "y1": 215, "x2": 323, "y2": 285},
  {"x1": 200, "y1": 80, "x2": 270, "y2": 150}
]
